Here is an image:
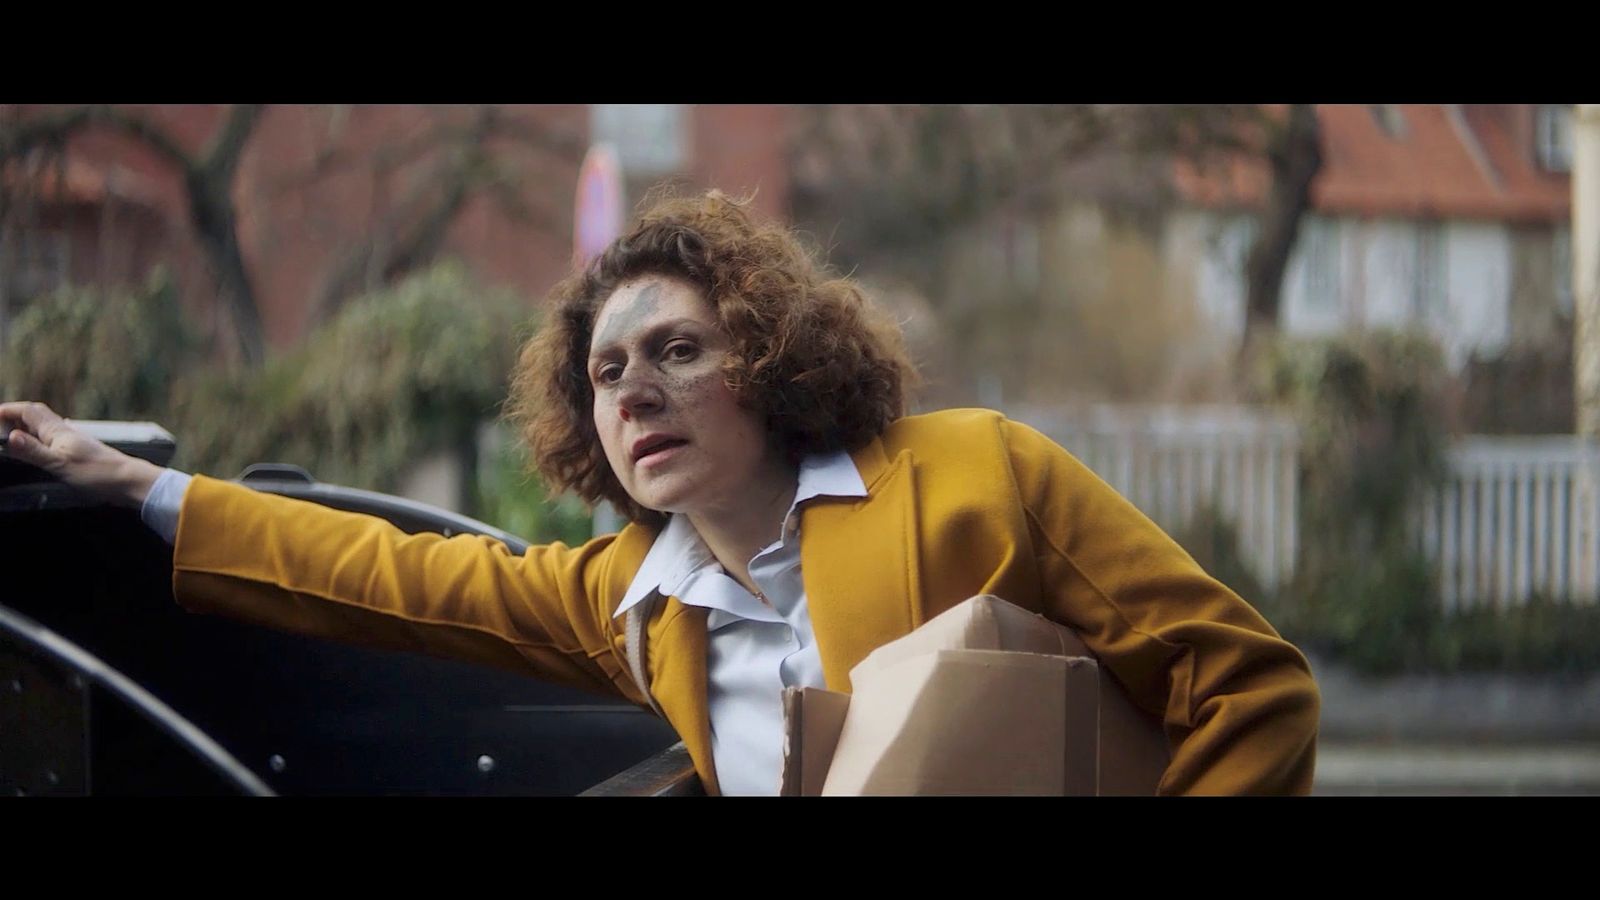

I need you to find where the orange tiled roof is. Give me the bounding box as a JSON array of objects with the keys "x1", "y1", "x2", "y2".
[{"x1": 1173, "y1": 105, "x2": 1570, "y2": 224}]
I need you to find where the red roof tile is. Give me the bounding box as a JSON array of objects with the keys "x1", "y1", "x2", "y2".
[{"x1": 1173, "y1": 105, "x2": 1570, "y2": 224}]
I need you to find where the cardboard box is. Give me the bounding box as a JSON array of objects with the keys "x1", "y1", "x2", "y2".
[{"x1": 779, "y1": 595, "x2": 1171, "y2": 795}]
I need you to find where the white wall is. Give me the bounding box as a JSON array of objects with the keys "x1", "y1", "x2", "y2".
[
  {"x1": 1181, "y1": 209, "x2": 1515, "y2": 373},
  {"x1": 1177, "y1": 208, "x2": 1249, "y2": 342}
]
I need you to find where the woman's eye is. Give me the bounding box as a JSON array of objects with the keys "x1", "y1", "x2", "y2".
[
  {"x1": 665, "y1": 341, "x2": 698, "y2": 362},
  {"x1": 595, "y1": 364, "x2": 623, "y2": 384}
]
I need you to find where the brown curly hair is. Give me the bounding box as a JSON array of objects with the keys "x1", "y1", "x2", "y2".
[{"x1": 506, "y1": 189, "x2": 919, "y2": 528}]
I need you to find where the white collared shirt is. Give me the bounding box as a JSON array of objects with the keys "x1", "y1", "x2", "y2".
[
  {"x1": 140, "y1": 451, "x2": 868, "y2": 796},
  {"x1": 610, "y1": 450, "x2": 867, "y2": 795}
]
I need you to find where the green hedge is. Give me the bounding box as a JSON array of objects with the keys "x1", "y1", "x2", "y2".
[
  {"x1": 1174, "y1": 331, "x2": 1600, "y2": 676},
  {"x1": 3, "y1": 263, "x2": 592, "y2": 544}
]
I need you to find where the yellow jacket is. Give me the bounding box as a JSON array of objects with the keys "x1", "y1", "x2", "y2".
[{"x1": 171, "y1": 408, "x2": 1320, "y2": 795}]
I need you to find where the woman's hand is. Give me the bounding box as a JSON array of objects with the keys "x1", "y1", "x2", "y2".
[{"x1": 0, "y1": 401, "x2": 163, "y2": 508}]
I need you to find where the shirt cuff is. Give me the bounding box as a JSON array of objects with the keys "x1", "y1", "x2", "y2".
[{"x1": 140, "y1": 467, "x2": 192, "y2": 545}]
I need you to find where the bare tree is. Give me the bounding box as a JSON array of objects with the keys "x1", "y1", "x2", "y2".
[
  {"x1": 0, "y1": 104, "x2": 268, "y2": 366},
  {"x1": 790, "y1": 103, "x2": 1322, "y2": 340},
  {"x1": 789, "y1": 105, "x2": 1112, "y2": 282},
  {"x1": 794, "y1": 106, "x2": 1253, "y2": 224},
  {"x1": 1242, "y1": 104, "x2": 1323, "y2": 358},
  {"x1": 0, "y1": 104, "x2": 586, "y2": 365},
  {"x1": 304, "y1": 105, "x2": 581, "y2": 326}
]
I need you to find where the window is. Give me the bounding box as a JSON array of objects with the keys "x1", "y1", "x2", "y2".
[
  {"x1": 589, "y1": 105, "x2": 687, "y2": 176},
  {"x1": 1414, "y1": 222, "x2": 1447, "y2": 321},
  {"x1": 1535, "y1": 105, "x2": 1573, "y2": 173},
  {"x1": 1301, "y1": 216, "x2": 1342, "y2": 312},
  {"x1": 999, "y1": 215, "x2": 1039, "y2": 293},
  {"x1": 1369, "y1": 105, "x2": 1407, "y2": 139},
  {"x1": 1554, "y1": 224, "x2": 1573, "y2": 316},
  {"x1": 1208, "y1": 214, "x2": 1259, "y2": 272},
  {"x1": 3, "y1": 227, "x2": 69, "y2": 301},
  {"x1": 1230, "y1": 215, "x2": 1259, "y2": 276}
]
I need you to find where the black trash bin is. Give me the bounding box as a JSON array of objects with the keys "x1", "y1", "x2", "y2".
[{"x1": 0, "y1": 421, "x2": 679, "y2": 795}]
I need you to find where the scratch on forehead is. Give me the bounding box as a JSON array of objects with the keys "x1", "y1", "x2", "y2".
[{"x1": 595, "y1": 281, "x2": 664, "y2": 351}]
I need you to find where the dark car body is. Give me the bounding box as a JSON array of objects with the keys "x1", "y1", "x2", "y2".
[{"x1": 0, "y1": 422, "x2": 688, "y2": 796}]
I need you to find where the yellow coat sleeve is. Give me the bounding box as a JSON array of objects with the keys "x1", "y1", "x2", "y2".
[
  {"x1": 1002, "y1": 419, "x2": 1321, "y2": 795},
  {"x1": 170, "y1": 474, "x2": 632, "y2": 700}
]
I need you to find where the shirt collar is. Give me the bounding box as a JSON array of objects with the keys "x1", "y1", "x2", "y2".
[
  {"x1": 612, "y1": 448, "x2": 867, "y2": 619},
  {"x1": 792, "y1": 447, "x2": 868, "y2": 509}
]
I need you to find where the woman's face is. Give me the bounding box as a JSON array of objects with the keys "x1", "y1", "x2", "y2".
[{"x1": 589, "y1": 275, "x2": 782, "y2": 520}]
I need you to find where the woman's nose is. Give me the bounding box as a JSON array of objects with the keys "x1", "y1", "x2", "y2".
[{"x1": 616, "y1": 369, "x2": 664, "y2": 421}]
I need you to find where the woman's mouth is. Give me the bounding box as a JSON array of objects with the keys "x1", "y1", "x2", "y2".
[{"x1": 633, "y1": 435, "x2": 689, "y2": 466}]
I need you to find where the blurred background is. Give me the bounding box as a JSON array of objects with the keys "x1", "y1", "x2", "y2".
[{"x1": 2, "y1": 103, "x2": 1596, "y2": 794}]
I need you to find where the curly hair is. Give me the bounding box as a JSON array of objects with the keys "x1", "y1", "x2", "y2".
[{"x1": 506, "y1": 189, "x2": 919, "y2": 528}]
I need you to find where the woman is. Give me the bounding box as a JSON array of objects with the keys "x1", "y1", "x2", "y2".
[{"x1": 0, "y1": 191, "x2": 1320, "y2": 796}]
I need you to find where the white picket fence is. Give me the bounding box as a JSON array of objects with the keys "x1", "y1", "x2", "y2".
[
  {"x1": 1419, "y1": 437, "x2": 1600, "y2": 612},
  {"x1": 1017, "y1": 405, "x2": 1301, "y2": 592},
  {"x1": 1014, "y1": 405, "x2": 1600, "y2": 611}
]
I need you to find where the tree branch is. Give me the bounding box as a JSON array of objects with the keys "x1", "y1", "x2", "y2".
[
  {"x1": 1241, "y1": 104, "x2": 1323, "y2": 359},
  {"x1": 86, "y1": 106, "x2": 194, "y2": 169},
  {"x1": 201, "y1": 104, "x2": 265, "y2": 178},
  {"x1": 309, "y1": 108, "x2": 504, "y2": 324},
  {"x1": 0, "y1": 104, "x2": 196, "y2": 178},
  {"x1": 0, "y1": 106, "x2": 98, "y2": 159}
]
